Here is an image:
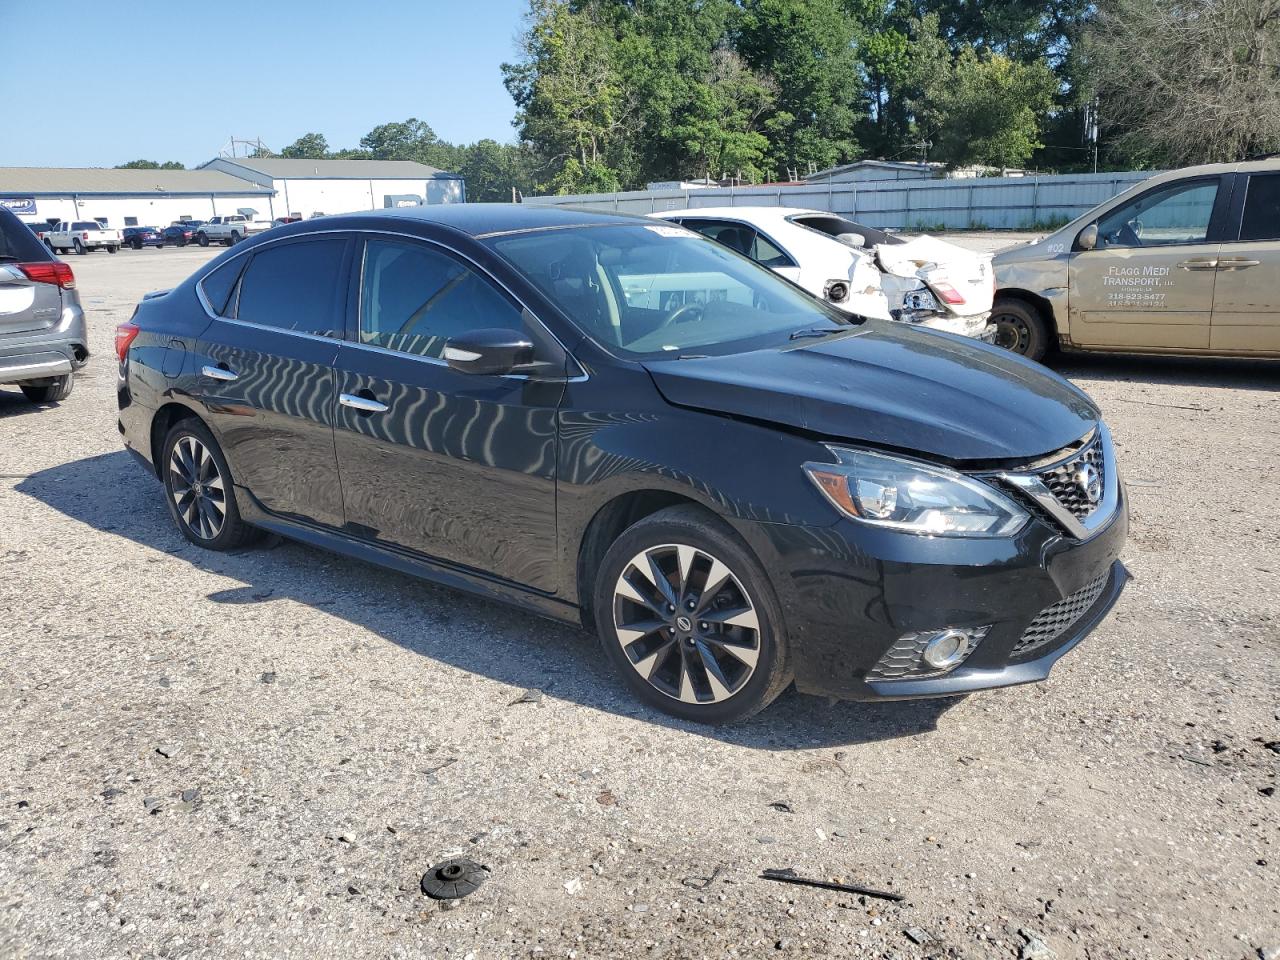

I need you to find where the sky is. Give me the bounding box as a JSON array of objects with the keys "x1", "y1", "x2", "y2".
[{"x1": 1, "y1": 0, "x2": 530, "y2": 168}]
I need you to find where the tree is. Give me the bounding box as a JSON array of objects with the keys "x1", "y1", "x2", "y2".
[
  {"x1": 673, "y1": 49, "x2": 777, "y2": 181},
  {"x1": 280, "y1": 133, "x2": 330, "y2": 159},
  {"x1": 1081, "y1": 0, "x2": 1280, "y2": 164},
  {"x1": 458, "y1": 140, "x2": 537, "y2": 201},
  {"x1": 906, "y1": 13, "x2": 1057, "y2": 169},
  {"x1": 116, "y1": 159, "x2": 185, "y2": 169}
]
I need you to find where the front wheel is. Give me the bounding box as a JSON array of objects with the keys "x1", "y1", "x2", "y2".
[
  {"x1": 20, "y1": 375, "x2": 73, "y2": 404},
  {"x1": 990, "y1": 298, "x2": 1052, "y2": 362},
  {"x1": 593, "y1": 505, "x2": 791, "y2": 724},
  {"x1": 161, "y1": 419, "x2": 261, "y2": 551}
]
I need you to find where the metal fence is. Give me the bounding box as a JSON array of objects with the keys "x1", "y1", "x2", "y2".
[{"x1": 523, "y1": 170, "x2": 1157, "y2": 230}]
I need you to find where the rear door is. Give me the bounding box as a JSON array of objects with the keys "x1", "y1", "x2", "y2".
[
  {"x1": 1210, "y1": 170, "x2": 1280, "y2": 353},
  {"x1": 1067, "y1": 175, "x2": 1230, "y2": 350},
  {"x1": 192, "y1": 235, "x2": 351, "y2": 527},
  {"x1": 332, "y1": 234, "x2": 564, "y2": 592}
]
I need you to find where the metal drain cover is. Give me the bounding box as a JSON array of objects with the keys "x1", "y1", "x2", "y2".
[{"x1": 421, "y1": 857, "x2": 489, "y2": 900}]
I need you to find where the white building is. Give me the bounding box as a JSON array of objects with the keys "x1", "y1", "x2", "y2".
[
  {"x1": 0, "y1": 168, "x2": 277, "y2": 229},
  {"x1": 198, "y1": 158, "x2": 465, "y2": 219}
]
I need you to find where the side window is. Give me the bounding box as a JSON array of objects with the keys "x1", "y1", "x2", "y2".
[
  {"x1": 685, "y1": 220, "x2": 754, "y2": 257},
  {"x1": 359, "y1": 238, "x2": 523, "y2": 360},
  {"x1": 235, "y1": 238, "x2": 348, "y2": 336},
  {"x1": 124, "y1": 216, "x2": 138, "y2": 227},
  {"x1": 199, "y1": 256, "x2": 249, "y2": 316},
  {"x1": 1096, "y1": 179, "x2": 1219, "y2": 248},
  {"x1": 750, "y1": 232, "x2": 793, "y2": 268},
  {"x1": 1239, "y1": 173, "x2": 1280, "y2": 242}
]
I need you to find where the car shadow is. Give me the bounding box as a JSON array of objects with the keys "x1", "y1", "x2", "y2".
[
  {"x1": 1052, "y1": 351, "x2": 1280, "y2": 391},
  {"x1": 0, "y1": 387, "x2": 65, "y2": 419},
  {"x1": 15, "y1": 450, "x2": 962, "y2": 750}
]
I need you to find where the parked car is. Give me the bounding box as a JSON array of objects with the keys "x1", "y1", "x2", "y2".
[
  {"x1": 196, "y1": 214, "x2": 271, "y2": 247},
  {"x1": 0, "y1": 206, "x2": 87, "y2": 403},
  {"x1": 653, "y1": 207, "x2": 996, "y2": 340},
  {"x1": 271, "y1": 216, "x2": 303, "y2": 228},
  {"x1": 993, "y1": 157, "x2": 1280, "y2": 360},
  {"x1": 122, "y1": 226, "x2": 165, "y2": 250},
  {"x1": 116, "y1": 206, "x2": 1127, "y2": 723},
  {"x1": 30, "y1": 222, "x2": 58, "y2": 247},
  {"x1": 46, "y1": 220, "x2": 121, "y2": 255},
  {"x1": 163, "y1": 223, "x2": 198, "y2": 246}
]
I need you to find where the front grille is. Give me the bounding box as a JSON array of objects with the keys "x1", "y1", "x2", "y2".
[
  {"x1": 1012, "y1": 571, "x2": 1110, "y2": 659},
  {"x1": 1038, "y1": 436, "x2": 1105, "y2": 521}
]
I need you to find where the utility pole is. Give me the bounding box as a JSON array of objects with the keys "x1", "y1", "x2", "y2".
[
  {"x1": 1085, "y1": 99, "x2": 1100, "y2": 173},
  {"x1": 911, "y1": 139, "x2": 933, "y2": 165}
]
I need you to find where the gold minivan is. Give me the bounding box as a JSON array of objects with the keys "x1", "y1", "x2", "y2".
[{"x1": 992, "y1": 159, "x2": 1280, "y2": 360}]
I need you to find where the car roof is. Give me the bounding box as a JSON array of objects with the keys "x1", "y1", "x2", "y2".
[
  {"x1": 320, "y1": 203, "x2": 645, "y2": 238},
  {"x1": 654, "y1": 206, "x2": 830, "y2": 224}
]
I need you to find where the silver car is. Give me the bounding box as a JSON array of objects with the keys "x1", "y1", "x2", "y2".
[{"x1": 0, "y1": 208, "x2": 87, "y2": 403}]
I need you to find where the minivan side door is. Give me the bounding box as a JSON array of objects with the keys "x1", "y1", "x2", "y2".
[
  {"x1": 1067, "y1": 175, "x2": 1229, "y2": 350},
  {"x1": 1210, "y1": 171, "x2": 1280, "y2": 353},
  {"x1": 331, "y1": 234, "x2": 565, "y2": 592},
  {"x1": 192, "y1": 235, "x2": 352, "y2": 528}
]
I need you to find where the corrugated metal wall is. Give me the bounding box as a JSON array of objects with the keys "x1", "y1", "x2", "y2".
[{"x1": 523, "y1": 170, "x2": 1157, "y2": 230}]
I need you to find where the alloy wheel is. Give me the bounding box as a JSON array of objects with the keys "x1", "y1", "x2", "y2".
[
  {"x1": 612, "y1": 543, "x2": 761, "y2": 704},
  {"x1": 168, "y1": 435, "x2": 226, "y2": 540}
]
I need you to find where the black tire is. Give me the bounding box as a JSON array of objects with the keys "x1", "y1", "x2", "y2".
[
  {"x1": 178, "y1": 239, "x2": 187, "y2": 247},
  {"x1": 161, "y1": 419, "x2": 262, "y2": 551},
  {"x1": 132, "y1": 238, "x2": 142, "y2": 250},
  {"x1": 74, "y1": 239, "x2": 86, "y2": 255},
  {"x1": 44, "y1": 240, "x2": 53, "y2": 251},
  {"x1": 20, "y1": 375, "x2": 73, "y2": 404},
  {"x1": 107, "y1": 244, "x2": 118, "y2": 254},
  {"x1": 990, "y1": 297, "x2": 1052, "y2": 362},
  {"x1": 156, "y1": 243, "x2": 165, "y2": 249},
  {"x1": 197, "y1": 233, "x2": 209, "y2": 247},
  {"x1": 593, "y1": 504, "x2": 792, "y2": 724}
]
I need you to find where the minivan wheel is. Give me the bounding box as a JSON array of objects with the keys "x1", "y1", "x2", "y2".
[
  {"x1": 594, "y1": 505, "x2": 791, "y2": 724},
  {"x1": 20, "y1": 375, "x2": 73, "y2": 404},
  {"x1": 991, "y1": 298, "x2": 1051, "y2": 362},
  {"x1": 161, "y1": 420, "x2": 261, "y2": 551}
]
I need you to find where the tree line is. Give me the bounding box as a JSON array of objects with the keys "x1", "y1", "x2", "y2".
[{"x1": 118, "y1": 0, "x2": 1280, "y2": 199}]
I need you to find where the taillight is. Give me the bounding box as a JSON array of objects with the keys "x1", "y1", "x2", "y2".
[
  {"x1": 115, "y1": 322, "x2": 140, "y2": 361},
  {"x1": 82, "y1": 231, "x2": 90, "y2": 240},
  {"x1": 933, "y1": 282, "x2": 965, "y2": 305},
  {"x1": 17, "y1": 262, "x2": 76, "y2": 290}
]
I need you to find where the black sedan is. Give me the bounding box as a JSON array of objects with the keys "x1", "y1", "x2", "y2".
[
  {"x1": 122, "y1": 226, "x2": 164, "y2": 250},
  {"x1": 162, "y1": 223, "x2": 199, "y2": 246},
  {"x1": 114, "y1": 206, "x2": 1128, "y2": 723}
]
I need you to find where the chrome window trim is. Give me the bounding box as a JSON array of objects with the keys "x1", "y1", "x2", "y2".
[
  {"x1": 995, "y1": 422, "x2": 1119, "y2": 540},
  {"x1": 193, "y1": 227, "x2": 584, "y2": 383}
]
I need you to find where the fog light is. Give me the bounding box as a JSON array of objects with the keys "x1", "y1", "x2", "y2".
[{"x1": 921, "y1": 629, "x2": 973, "y2": 670}]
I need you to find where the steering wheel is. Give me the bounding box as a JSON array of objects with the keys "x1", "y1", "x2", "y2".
[
  {"x1": 660, "y1": 301, "x2": 705, "y2": 329},
  {"x1": 1105, "y1": 221, "x2": 1142, "y2": 247}
]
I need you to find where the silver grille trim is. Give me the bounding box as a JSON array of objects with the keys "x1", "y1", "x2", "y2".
[
  {"x1": 1012, "y1": 571, "x2": 1111, "y2": 658},
  {"x1": 996, "y1": 423, "x2": 1119, "y2": 540}
]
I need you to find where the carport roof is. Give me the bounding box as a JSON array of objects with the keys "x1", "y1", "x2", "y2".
[
  {"x1": 0, "y1": 167, "x2": 275, "y2": 196},
  {"x1": 206, "y1": 158, "x2": 461, "y2": 180}
]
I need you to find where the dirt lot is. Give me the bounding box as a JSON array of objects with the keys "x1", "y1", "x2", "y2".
[{"x1": 1, "y1": 241, "x2": 1277, "y2": 960}]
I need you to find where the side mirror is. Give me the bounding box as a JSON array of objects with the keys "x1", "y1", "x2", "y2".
[
  {"x1": 443, "y1": 328, "x2": 535, "y2": 376},
  {"x1": 836, "y1": 232, "x2": 866, "y2": 248},
  {"x1": 1075, "y1": 223, "x2": 1098, "y2": 252}
]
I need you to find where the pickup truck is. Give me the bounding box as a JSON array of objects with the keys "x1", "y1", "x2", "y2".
[
  {"x1": 196, "y1": 214, "x2": 271, "y2": 247},
  {"x1": 47, "y1": 220, "x2": 122, "y2": 255}
]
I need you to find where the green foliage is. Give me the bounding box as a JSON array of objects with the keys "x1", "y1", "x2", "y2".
[
  {"x1": 280, "y1": 133, "x2": 330, "y2": 159},
  {"x1": 115, "y1": 159, "x2": 185, "y2": 170}
]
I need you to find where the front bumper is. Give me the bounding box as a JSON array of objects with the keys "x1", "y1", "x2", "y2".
[
  {"x1": 0, "y1": 303, "x2": 89, "y2": 384},
  {"x1": 741, "y1": 482, "x2": 1128, "y2": 701}
]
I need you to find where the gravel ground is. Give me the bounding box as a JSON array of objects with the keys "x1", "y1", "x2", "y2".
[{"x1": 1, "y1": 241, "x2": 1277, "y2": 960}]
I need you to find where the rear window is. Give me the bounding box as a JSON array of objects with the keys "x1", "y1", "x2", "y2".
[
  {"x1": 72, "y1": 221, "x2": 100, "y2": 231},
  {"x1": 1239, "y1": 173, "x2": 1280, "y2": 242},
  {"x1": 0, "y1": 208, "x2": 50, "y2": 261},
  {"x1": 790, "y1": 214, "x2": 904, "y2": 247},
  {"x1": 234, "y1": 238, "x2": 348, "y2": 336}
]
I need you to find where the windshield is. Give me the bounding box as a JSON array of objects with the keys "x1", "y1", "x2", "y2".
[{"x1": 487, "y1": 223, "x2": 851, "y2": 358}]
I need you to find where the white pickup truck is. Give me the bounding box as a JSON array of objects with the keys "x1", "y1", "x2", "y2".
[
  {"x1": 196, "y1": 213, "x2": 271, "y2": 247},
  {"x1": 46, "y1": 220, "x2": 122, "y2": 255}
]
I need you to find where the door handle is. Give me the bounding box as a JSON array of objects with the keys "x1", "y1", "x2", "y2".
[
  {"x1": 339, "y1": 392, "x2": 389, "y2": 414},
  {"x1": 1177, "y1": 259, "x2": 1219, "y2": 271},
  {"x1": 201, "y1": 364, "x2": 239, "y2": 382},
  {"x1": 1216, "y1": 258, "x2": 1260, "y2": 270}
]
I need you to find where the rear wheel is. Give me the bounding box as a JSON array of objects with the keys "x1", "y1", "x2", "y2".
[
  {"x1": 593, "y1": 505, "x2": 791, "y2": 724},
  {"x1": 107, "y1": 244, "x2": 118, "y2": 254},
  {"x1": 990, "y1": 297, "x2": 1052, "y2": 362},
  {"x1": 20, "y1": 375, "x2": 73, "y2": 404},
  {"x1": 44, "y1": 240, "x2": 53, "y2": 252},
  {"x1": 161, "y1": 419, "x2": 261, "y2": 551},
  {"x1": 197, "y1": 233, "x2": 209, "y2": 247},
  {"x1": 74, "y1": 239, "x2": 86, "y2": 255}
]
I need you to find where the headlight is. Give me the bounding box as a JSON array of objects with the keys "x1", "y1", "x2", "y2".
[{"x1": 803, "y1": 448, "x2": 1028, "y2": 537}]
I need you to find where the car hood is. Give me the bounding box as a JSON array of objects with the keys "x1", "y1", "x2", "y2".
[{"x1": 643, "y1": 322, "x2": 1099, "y2": 463}]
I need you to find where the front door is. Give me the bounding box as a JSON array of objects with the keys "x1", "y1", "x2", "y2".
[
  {"x1": 332, "y1": 235, "x2": 563, "y2": 593},
  {"x1": 1211, "y1": 171, "x2": 1280, "y2": 353},
  {"x1": 1068, "y1": 176, "x2": 1226, "y2": 350},
  {"x1": 193, "y1": 236, "x2": 351, "y2": 528}
]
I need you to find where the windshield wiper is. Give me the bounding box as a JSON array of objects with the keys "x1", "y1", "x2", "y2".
[{"x1": 789, "y1": 327, "x2": 842, "y2": 341}]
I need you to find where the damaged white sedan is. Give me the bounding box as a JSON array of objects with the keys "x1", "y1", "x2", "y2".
[{"x1": 651, "y1": 207, "x2": 996, "y2": 340}]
